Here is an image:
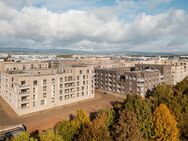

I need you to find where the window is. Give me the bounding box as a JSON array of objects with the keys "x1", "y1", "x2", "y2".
[
  {"x1": 21, "y1": 81, "x2": 25, "y2": 85},
  {"x1": 82, "y1": 86, "x2": 84, "y2": 90},
  {"x1": 52, "y1": 91, "x2": 55, "y2": 96},
  {"x1": 33, "y1": 80, "x2": 37, "y2": 86},
  {"x1": 80, "y1": 70, "x2": 82, "y2": 74},
  {"x1": 87, "y1": 70, "x2": 89, "y2": 73},
  {"x1": 43, "y1": 86, "x2": 47, "y2": 91},
  {"x1": 41, "y1": 100, "x2": 45, "y2": 105},
  {"x1": 82, "y1": 92, "x2": 84, "y2": 96},
  {"x1": 83, "y1": 75, "x2": 85, "y2": 79},
  {"x1": 33, "y1": 95, "x2": 35, "y2": 100},
  {"x1": 43, "y1": 79, "x2": 47, "y2": 85},
  {"x1": 43, "y1": 93, "x2": 47, "y2": 98},
  {"x1": 52, "y1": 78, "x2": 55, "y2": 84},
  {"x1": 21, "y1": 103, "x2": 27, "y2": 109},
  {"x1": 33, "y1": 102, "x2": 35, "y2": 107},
  {"x1": 21, "y1": 89, "x2": 27, "y2": 93},
  {"x1": 52, "y1": 85, "x2": 55, "y2": 90},
  {"x1": 65, "y1": 76, "x2": 67, "y2": 81},
  {"x1": 60, "y1": 90, "x2": 63, "y2": 95},
  {"x1": 83, "y1": 81, "x2": 85, "y2": 85},
  {"x1": 68, "y1": 76, "x2": 72, "y2": 81},
  {"x1": 33, "y1": 88, "x2": 36, "y2": 93},
  {"x1": 71, "y1": 94, "x2": 75, "y2": 98},
  {"x1": 60, "y1": 77, "x2": 63, "y2": 82},
  {"x1": 65, "y1": 95, "x2": 69, "y2": 100},
  {"x1": 21, "y1": 96, "x2": 27, "y2": 102},
  {"x1": 77, "y1": 76, "x2": 79, "y2": 80},
  {"x1": 60, "y1": 96, "x2": 63, "y2": 101},
  {"x1": 129, "y1": 81, "x2": 132, "y2": 85}
]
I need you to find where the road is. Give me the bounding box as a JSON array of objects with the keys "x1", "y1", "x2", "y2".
[{"x1": 0, "y1": 90, "x2": 124, "y2": 132}]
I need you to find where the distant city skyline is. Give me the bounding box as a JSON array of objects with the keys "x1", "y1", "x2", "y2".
[{"x1": 0, "y1": 0, "x2": 188, "y2": 52}]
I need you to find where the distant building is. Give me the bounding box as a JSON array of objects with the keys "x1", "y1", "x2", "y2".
[{"x1": 135, "y1": 64, "x2": 172, "y2": 84}]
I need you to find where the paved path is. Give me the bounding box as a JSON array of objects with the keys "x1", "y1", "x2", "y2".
[{"x1": 0, "y1": 90, "x2": 124, "y2": 132}]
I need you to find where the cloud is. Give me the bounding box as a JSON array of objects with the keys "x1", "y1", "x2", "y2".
[{"x1": 0, "y1": 1, "x2": 188, "y2": 52}]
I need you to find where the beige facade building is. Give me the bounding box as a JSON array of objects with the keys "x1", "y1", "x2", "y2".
[
  {"x1": 0, "y1": 61, "x2": 49, "y2": 72},
  {"x1": 0, "y1": 62, "x2": 95, "y2": 115}
]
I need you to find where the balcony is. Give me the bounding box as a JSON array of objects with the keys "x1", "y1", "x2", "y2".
[
  {"x1": 65, "y1": 83, "x2": 75, "y2": 88},
  {"x1": 19, "y1": 89, "x2": 30, "y2": 95},
  {"x1": 137, "y1": 79, "x2": 145, "y2": 83},
  {"x1": 19, "y1": 85, "x2": 30, "y2": 89},
  {"x1": 160, "y1": 75, "x2": 164, "y2": 79},
  {"x1": 21, "y1": 98, "x2": 30, "y2": 102},
  {"x1": 137, "y1": 82, "x2": 144, "y2": 87},
  {"x1": 108, "y1": 82, "x2": 112, "y2": 86}
]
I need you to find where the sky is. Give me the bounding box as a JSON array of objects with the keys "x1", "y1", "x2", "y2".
[{"x1": 0, "y1": 0, "x2": 188, "y2": 52}]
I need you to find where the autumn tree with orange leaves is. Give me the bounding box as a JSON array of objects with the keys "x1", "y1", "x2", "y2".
[{"x1": 153, "y1": 104, "x2": 179, "y2": 141}]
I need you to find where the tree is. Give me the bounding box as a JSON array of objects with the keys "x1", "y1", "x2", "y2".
[
  {"x1": 123, "y1": 94, "x2": 154, "y2": 139},
  {"x1": 54, "y1": 110, "x2": 90, "y2": 141},
  {"x1": 151, "y1": 83, "x2": 188, "y2": 140},
  {"x1": 112, "y1": 110, "x2": 144, "y2": 141},
  {"x1": 78, "y1": 113, "x2": 111, "y2": 141},
  {"x1": 75, "y1": 110, "x2": 90, "y2": 128},
  {"x1": 153, "y1": 104, "x2": 179, "y2": 141},
  {"x1": 39, "y1": 130, "x2": 63, "y2": 141},
  {"x1": 13, "y1": 132, "x2": 37, "y2": 141},
  {"x1": 55, "y1": 120, "x2": 79, "y2": 141},
  {"x1": 97, "y1": 109, "x2": 115, "y2": 129}
]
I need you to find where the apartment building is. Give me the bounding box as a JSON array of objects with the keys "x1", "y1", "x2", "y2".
[
  {"x1": 95, "y1": 67, "x2": 161, "y2": 97},
  {"x1": 135, "y1": 64, "x2": 172, "y2": 84},
  {"x1": 161, "y1": 60, "x2": 188, "y2": 84},
  {"x1": 0, "y1": 64, "x2": 95, "y2": 115},
  {"x1": 0, "y1": 61, "x2": 49, "y2": 72}
]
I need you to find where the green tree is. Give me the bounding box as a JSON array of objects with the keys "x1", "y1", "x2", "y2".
[
  {"x1": 78, "y1": 113, "x2": 111, "y2": 141},
  {"x1": 55, "y1": 120, "x2": 79, "y2": 141},
  {"x1": 75, "y1": 110, "x2": 90, "y2": 128},
  {"x1": 97, "y1": 109, "x2": 115, "y2": 129},
  {"x1": 151, "y1": 83, "x2": 188, "y2": 140},
  {"x1": 153, "y1": 104, "x2": 179, "y2": 141},
  {"x1": 113, "y1": 110, "x2": 144, "y2": 141},
  {"x1": 123, "y1": 94, "x2": 154, "y2": 139},
  {"x1": 55, "y1": 110, "x2": 90, "y2": 141},
  {"x1": 39, "y1": 130, "x2": 63, "y2": 141},
  {"x1": 13, "y1": 132, "x2": 36, "y2": 141}
]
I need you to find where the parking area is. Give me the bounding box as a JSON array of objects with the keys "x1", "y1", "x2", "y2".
[{"x1": 0, "y1": 90, "x2": 124, "y2": 132}]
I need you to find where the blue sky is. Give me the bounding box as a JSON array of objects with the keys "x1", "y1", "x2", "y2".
[{"x1": 0, "y1": 0, "x2": 188, "y2": 52}]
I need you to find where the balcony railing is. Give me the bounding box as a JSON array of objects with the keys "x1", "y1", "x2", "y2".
[
  {"x1": 19, "y1": 85, "x2": 30, "y2": 89},
  {"x1": 137, "y1": 79, "x2": 145, "y2": 82},
  {"x1": 21, "y1": 99, "x2": 30, "y2": 102},
  {"x1": 19, "y1": 91, "x2": 30, "y2": 95}
]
